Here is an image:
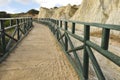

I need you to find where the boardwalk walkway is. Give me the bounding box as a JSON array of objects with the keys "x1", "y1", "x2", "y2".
[{"x1": 0, "y1": 22, "x2": 79, "y2": 80}]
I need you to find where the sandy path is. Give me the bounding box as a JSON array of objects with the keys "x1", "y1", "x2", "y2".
[{"x1": 0, "y1": 22, "x2": 79, "y2": 80}]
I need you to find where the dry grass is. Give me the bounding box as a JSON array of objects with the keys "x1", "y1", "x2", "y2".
[{"x1": 90, "y1": 31, "x2": 120, "y2": 43}]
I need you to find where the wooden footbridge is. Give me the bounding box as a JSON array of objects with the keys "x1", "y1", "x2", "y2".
[{"x1": 0, "y1": 18, "x2": 120, "y2": 80}]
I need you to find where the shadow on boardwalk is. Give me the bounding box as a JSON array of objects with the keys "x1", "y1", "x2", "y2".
[{"x1": 0, "y1": 22, "x2": 79, "y2": 80}]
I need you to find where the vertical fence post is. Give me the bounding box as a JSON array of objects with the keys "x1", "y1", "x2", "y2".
[
  {"x1": 53, "y1": 20, "x2": 56, "y2": 33},
  {"x1": 53, "y1": 20, "x2": 55, "y2": 34},
  {"x1": 101, "y1": 28, "x2": 110, "y2": 50},
  {"x1": 25, "y1": 18, "x2": 27, "y2": 31},
  {"x1": 10, "y1": 19, "x2": 13, "y2": 27},
  {"x1": 30, "y1": 18, "x2": 32, "y2": 28},
  {"x1": 51, "y1": 19, "x2": 53, "y2": 32},
  {"x1": 83, "y1": 25, "x2": 90, "y2": 80},
  {"x1": 27, "y1": 18, "x2": 29, "y2": 30},
  {"x1": 65, "y1": 21, "x2": 68, "y2": 51},
  {"x1": 50, "y1": 19, "x2": 52, "y2": 32},
  {"x1": 27, "y1": 18, "x2": 29, "y2": 29},
  {"x1": 23, "y1": 18, "x2": 26, "y2": 33},
  {"x1": 60, "y1": 20, "x2": 62, "y2": 28},
  {"x1": 49, "y1": 19, "x2": 51, "y2": 31},
  {"x1": 72, "y1": 22, "x2": 75, "y2": 34},
  {"x1": 0, "y1": 20, "x2": 6, "y2": 55},
  {"x1": 57, "y1": 20, "x2": 59, "y2": 40},
  {"x1": 21, "y1": 18, "x2": 24, "y2": 32},
  {"x1": 28, "y1": 18, "x2": 30, "y2": 29},
  {"x1": 16, "y1": 19, "x2": 20, "y2": 40}
]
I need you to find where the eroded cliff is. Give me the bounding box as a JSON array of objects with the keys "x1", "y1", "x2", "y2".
[
  {"x1": 38, "y1": 7, "x2": 54, "y2": 18},
  {"x1": 38, "y1": 4, "x2": 78, "y2": 19}
]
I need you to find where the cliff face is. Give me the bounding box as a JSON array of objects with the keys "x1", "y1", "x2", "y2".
[
  {"x1": 52, "y1": 4, "x2": 78, "y2": 19},
  {"x1": 105, "y1": 0, "x2": 120, "y2": 24},
  {"x1": 38, "y1": 4, "x2": 78, "y2": 19},
  {"x1": 71, "y1": 0, "x2": 120, "y2": 37},
  {"x1": 71, "y1": 0, "x2": 120, "y2": 24},
  {"x1": 71, "y1": 0, "x2": 108, "y2": 23},
  {"x1": 38, "y1": 7, "x2": 53, "y2": 18},
  {"x1": 38, "y1": 0, "x2": 120, "y2": 25}
]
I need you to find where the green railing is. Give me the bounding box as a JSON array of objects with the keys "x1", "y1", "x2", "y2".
[
  {"x1": 36, "y1": 18, "x2": 120, "y2": 80},
  {"x1": 0, "y1": 17, "x2": 33, "y2": 63}
]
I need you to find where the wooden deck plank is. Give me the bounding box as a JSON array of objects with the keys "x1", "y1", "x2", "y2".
[{"x1": 0, "y1": 22, "x2": 79, "y2": 80}]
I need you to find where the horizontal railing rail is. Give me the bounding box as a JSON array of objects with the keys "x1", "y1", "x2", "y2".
[
  {"x1": 0, "y1": 17, "x2": 33, "y2": 63},
  {"x1": 35, "y1": 18, "x2": 120, "y2": 80}
]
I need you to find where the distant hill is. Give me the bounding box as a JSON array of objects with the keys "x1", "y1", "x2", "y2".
[
  {"x1": 27, "y1": 9, "x2": 39, "y2": 16},
  {"x1": 11, "y1": 9, "x2": 39, "y2": 18},
  {"x1": 0, "y1": 11, "x2": 11, "y2": 18},
  {"x1": 0, "y1": 9, "x2": 39, "y2": 18}
]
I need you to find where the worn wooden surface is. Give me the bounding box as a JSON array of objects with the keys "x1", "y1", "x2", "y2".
[{"x1": 0, "y1": 22, "x2": 79, "y2": 80}]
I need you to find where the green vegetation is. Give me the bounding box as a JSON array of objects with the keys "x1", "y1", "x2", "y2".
[
  {"x1": 0, "y1": 9, "x2": 38, "y2": 54},
  {"x1": 4, "y1": 20, "x2": 10, "y2": 27},
  {"x1": 11, "y1": 13, "x2": 26, "y2": 17},
  {"x1": 0, "y1": 9, "x2": 39, "y2": 18},
  {"x1": 27, "y1": 9, "x2": 39, "y2": 16},
  {"x1": 0, "y1": 11, "x2": 11, "y2": 18}
]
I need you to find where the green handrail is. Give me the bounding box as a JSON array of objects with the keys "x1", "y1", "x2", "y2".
[
  {"x1": 0, "y1": 17, "x2": 33, "y2": 63},
  {"x1": 36, "y1": 18, "x2": 120, "y2": 80}
]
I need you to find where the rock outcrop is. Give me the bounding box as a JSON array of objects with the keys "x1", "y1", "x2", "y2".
[
  {"x1": 38, "y1": 7, "x2": 53, "y2": 18},
  {"x1": 38, "y1": 4, "x2": 78, "y2": 19},
  {"x1": 52, "y1": 4, "x2": 78, "y2": 19},
  {"x1": 71, "y1": 0, "x2": 120, "y2": 37},
  {"x1": 71, "y1": 0, "x2": 120, "y2": 24},
  {"x1": 38, "y1": 0, "x2": 120, "y2": 25}
]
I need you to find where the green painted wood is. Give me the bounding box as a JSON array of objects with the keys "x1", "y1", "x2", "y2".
[
  {"x1": 0, "y1": 26, "x2": 33, "y2": 63},
  {"x1": 83, "y1": 25, "x2": 90, "y2": 80},
  {"x1": 60, "y1": 20, "x2": 62, "y2": 28},
  {"x1": 101, "y1": 28, "x2": 110, "y2": 50},
  {"x1": 4, "y1": 33, "x2": 18, "y2": 42},
  {"x1": 6, "y1": 27, "x2": 17, "y2": 50},
  {"x1": 57, "y1": 29, "x2": 65, "y2": 49},
  {"x1": 67, "y1": 45, "x2": 84, "y2": 53},
  {"x1": 86, "y1": 46, "x2": 105, "y2": 80},
  {"x1": 86, "y1": 41, "x2": 120, "y2": 66},
  {"x1": 64, "y1": 21, "x2": 68, "y2": 51},
  {"x1": 0, "y1": 17, "x2": 33, "y2": 63},
  {"x1": 55, "y1": 39, "x2": 81, "y2": 80},
  {"x1": 35, "y1": 18, "x2": 120, "y2": 80},
  {"x1": 72, "y1": 22, "x2": 75, "y2": 34},
  {"x1": 65, "y1": 33, "x2": 84, "y2": 80},
  {"x1": 58, "y1": 33, "x2": 65, "y2": 41},
  {"x1": 61, "y1": 19, "x2": 120, "y2": 31},
  {"x1": 0, "y1": 20, "x2": 6, "y2": 55},
  {"x1": 61, "y1": 28, "x2": 84, "y2": 42},
  {"x1": 16, "y1": 19, "x2": 20, "y2": 40}
]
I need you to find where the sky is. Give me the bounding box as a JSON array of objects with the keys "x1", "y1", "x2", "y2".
[{"x1": 0, "y1": 0, "x2": 82, "y2": 14}]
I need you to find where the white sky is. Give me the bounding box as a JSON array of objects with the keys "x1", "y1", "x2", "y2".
[
  {"x1": 0, "y1": 0, "x2": 82, "y2": 13},
  {"x1": 36, "y1": 0, "x2": 82, "y2": 8}
]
